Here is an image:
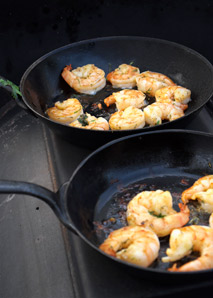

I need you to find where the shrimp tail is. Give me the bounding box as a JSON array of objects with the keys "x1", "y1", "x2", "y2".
[
  {"x1": 168, "y1": 263, "x2": 178, "y2": 272},
  {"x1": 66, "y1": 64, "x2": 72, "y2": 71},
  {"x1": 104, "y1": 94, "x2": 116, "y2": 107},
  {"x1": 179, "y1": 202, "x2": 190, "y2": 214},
  {"x1": 178, "y1": 203, "x2": 190, "y2": 226}
]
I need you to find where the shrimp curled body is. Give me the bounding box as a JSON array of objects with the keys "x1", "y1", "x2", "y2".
[
  {"x1": 162, "y1": 225, "x2": 213, "y2": 272},
  {"x1": 127, "y1": 190, "x2": 190, "y2": 237},
  {"x1": 143, "y1": 102, "x2": 186, "y2": 126},
  {"x1": 104, "y1": 89, "x2": 146, "y2": 111},
  {"x1": 107, "y1": 64, "x2": 140, "y2": 89},
  {"x1": 61, "y1": 64, "x2": 106, "y2": 95},
  {"x1": 155, "y1": 86, "x2": 191, "y2": 105},
  {"x1": 136, "y1": 71, "x2": 176, "y2": 97},
  {"x1": 46, "y1": 98, "x2": 83, "y2": 124},
  {"x1": 109, "y1": 106, "x2": 145, "y2": 130},
  {"x1": 99, "y1": 226, "x2": 160, "y2": 267},
  {"x1": 181, "y1": 175, "x2": 213, "y2": 213}
]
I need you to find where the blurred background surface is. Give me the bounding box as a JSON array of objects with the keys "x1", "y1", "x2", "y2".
[{"x1": 0, "y1": 0, "x2": 213, "y2": 86}]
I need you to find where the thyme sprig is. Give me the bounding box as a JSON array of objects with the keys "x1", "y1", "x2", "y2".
[{"x1": 0, "y1": 78, "x2": 22, "y2": 99}]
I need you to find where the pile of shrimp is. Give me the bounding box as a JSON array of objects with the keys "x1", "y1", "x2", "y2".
[
  {"x1": 99, "y1": 175, "x2": 213, "y2": 272},
  {"x1": 46, "y1": 63, "x2": 192, "y2": 130}
]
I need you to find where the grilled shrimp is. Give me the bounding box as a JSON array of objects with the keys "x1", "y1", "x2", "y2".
[
  {"x1": 189, "y1": 189, "x2": 213, "y2": 213},
  {"x1": 155, "y1": 86, "x2": 191, "y2": 105},
  {"x1": 162, "y1": 225, "x2": 213, "y2": 272},
  {"x1": 104, "y1": 89, "x2": 146, "y2": 111},
  {"x1": 143, "y1": 102, "x2": 186, "y2": 126},
  {"x1": 61, "y1": 64, "x2": 106, "y2": 95},
  {"x1": 136, "y1": 71, "x2": 176, "y2": 97},
  {"x1": 181, "y1": 175, "x2": 213, "y2": 213},
  {"x1": 109, "y1": 106, "x2": 145, "y2": 130},
  {"x1": 127, "y1": 190, "x2": 190, "y2": 237},
  {"x1": 107, "y1": 64, "x2": 140, "y2": 89},
  {"x1": 46, "y1": 98, "x2": 83, "y2": 124},
  {"x1": 99, "y1": 226, "x2": 160, "y2": 267},
  {"x1": 70, "y1": 113, "x2": 109, "y2": 130}
]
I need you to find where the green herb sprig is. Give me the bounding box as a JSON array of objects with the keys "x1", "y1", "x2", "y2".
[
  {"x1": 148, "y1": 211, "x2": 165, "y2": 218},
  {"x1": 78, "y1": 114, "x2": 89, "y2": 126},
  {"x1": 0, "y1": 79, "x2": 22, "y2": 99}
]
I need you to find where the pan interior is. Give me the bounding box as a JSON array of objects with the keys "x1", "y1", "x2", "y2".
[
  {"x1": 93, "y1": 174, "x2": 210, "y2": 271},
  {"x1": 21, "y1": 37, "x2": 213, "y2": 119}
]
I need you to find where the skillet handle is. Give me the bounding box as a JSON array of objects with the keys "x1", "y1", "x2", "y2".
[
  {"x1": 0, "y1": 180, "x2": 79, "y2": 235},
  {"x1": 0, "y1": 76, "x2": 28, "y2": 111}
]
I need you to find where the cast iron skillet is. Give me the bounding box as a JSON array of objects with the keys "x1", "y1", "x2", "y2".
[
  {"x1": 1, "y1": 36, "x2": 213, "y2": 148},
  {"x1": 0, "y1": 129, "x2": 213, "y2": 281}
]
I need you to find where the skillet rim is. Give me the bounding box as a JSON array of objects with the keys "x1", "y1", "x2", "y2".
[
  {"x1": 65, "y1": 128, "x2": 213, "y2": 277},
  {"x1": 19, "y1": 36, "x2": 213, "y2": 134}
]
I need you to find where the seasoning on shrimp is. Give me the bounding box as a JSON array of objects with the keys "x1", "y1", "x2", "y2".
[
  {"x1": 46, "y1": 98, "x2": 83, "y2": 124},
  {"x1": 109, "y1": 106, "x2": 145, "y2": 130},
  {"x1": 181, "y1": 175, "x2": 213, "y2": 213},
  {"x1": 104, "y1": 89, "x2": 146, "y2": 111},
  {"x1": 107, "y1": 64, "x2": 140, "y2": 89},
  {"x1": 126, "y1": 190, "x2": 190, "y2": 237},
  {"x1": 155, "y1": 85, "x2": 191, "y2": 105},
  {"x1": 162, "y1": 225, "x2": 213, "y2": 272},
  {"x1": 61, "y1": 64, "x2": 106, "y2": 95},
  {"x1": 143, "y1": 102, "x2": 186, "y2": 126},
  {"x1": 70, "y1": 112, "x2": 109, "y2": 131},
  {"x1": 99, "y1": 225, "x2": 160, "y2": 267},
  {"x1": 136, "y1": 71, "x2": 176, "y2": 97}
]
